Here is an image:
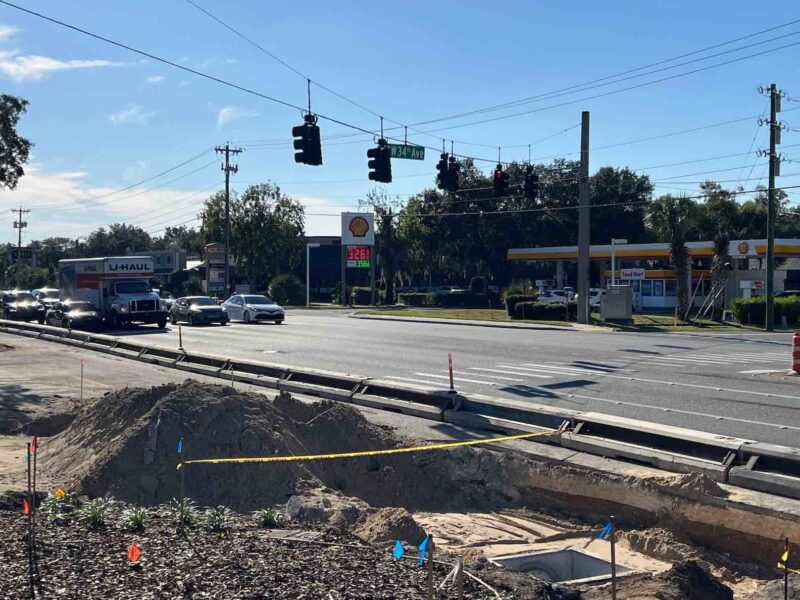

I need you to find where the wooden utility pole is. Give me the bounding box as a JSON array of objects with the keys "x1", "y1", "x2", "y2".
[
  {"x1": 765, "y1": 84, "x2": 781, "y2": 331},
  {"x1": 215, "y1": 145, "x2": 242, "y2": 298},
  {"x1": 11, "y1": 206, "x2": 30, "y2": 288},
  {"x1": 577, "y1": 111, "x2": 591, "y2": 324}
]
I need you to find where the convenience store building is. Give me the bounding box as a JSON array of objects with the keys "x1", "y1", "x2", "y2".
[{"x1": 507, "y1": 239, "x2": 800, "y2": 310}]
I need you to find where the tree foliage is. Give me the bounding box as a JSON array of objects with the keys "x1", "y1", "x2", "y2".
[
  {"x1": 84, "y1": 223, "x2": 153, "y2": 257},
  {"x1": 647, "y1": 195, "x2": 692, "y2": 319},
  {"x1": 0, "y1": 94, "x2": 32, "y2": 190}
]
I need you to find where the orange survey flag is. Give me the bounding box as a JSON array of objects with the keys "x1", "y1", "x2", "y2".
[
  {"x1": 127, "y1": 543, "x2": 142, "y2": 563},
  {"x1": 22, "y1": 499, "x2": 30, "y2": 514}
]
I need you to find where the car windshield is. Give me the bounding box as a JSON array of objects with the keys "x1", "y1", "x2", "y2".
[
  {"x1": 244, "y1": 295, "x2": 273, "y2": 305},
  {"x1": 114, "y1": 281, "x2": 151, "y2": 294},
  {"x1": 13, "y1": 293, "x2": 34, "y2": 302},
  {"x1": 40, "y1": 290, "x2": 59, "y2": 299},
  {"x1": 68, "y1": 302, "x2": 96, "y2": 311},
  {"x1": 190, "y1": 298, "x2": 217, "y2": 306}
]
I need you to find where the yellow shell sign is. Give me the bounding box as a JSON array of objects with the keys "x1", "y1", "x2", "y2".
[
  {"x1": 738, "y1": 241, "x2": 749, "y2": 255},
  {"x1": 349, "y1": 216, "x2": 370, "y2": 238}
]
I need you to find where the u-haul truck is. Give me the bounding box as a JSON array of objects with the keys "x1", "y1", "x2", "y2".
[{"x1": 58, "y1": 257, "x2": 169, "y2": 329}]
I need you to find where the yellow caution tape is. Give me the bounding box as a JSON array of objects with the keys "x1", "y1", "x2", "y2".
[
  {"x1": 778, "y1": 563, "x2": 800, "y2": 575},
  {"x1": 177, "y1": 429, "x2": 553, "y2": 469}
]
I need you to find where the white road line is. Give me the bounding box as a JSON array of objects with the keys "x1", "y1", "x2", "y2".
[
  {"x1": 461, "y1": 369, "x2": 527, "y2": 381},
  {"x1": 415, "y1": 372, "x2": 498, "y2": 386},
  {"x1": 645, "y1": 356, "x2": 729, "y2": 365},
  {"x1": 740, "y1": 369, "x2": 788, "y2": 374},
  {"x1": 514, "y1": 363, "x2": 598, "y2": 374},
  {"x1": 697, "y1": 354, "x2": 784, "y2": 361},
  {"x1": 638, "y1": 362, "x2": 682, "y2": 367},
  {"x1": 383, "y1": 376, "x2": 443, "y2": 388},
  {"x1": 469, "y1": 367, "x2": 549, "y2": 380}
]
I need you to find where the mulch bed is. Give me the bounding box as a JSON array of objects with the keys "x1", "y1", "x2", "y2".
[{"x1": 0, "y1": 508, "x2": 495, "y2": 599}]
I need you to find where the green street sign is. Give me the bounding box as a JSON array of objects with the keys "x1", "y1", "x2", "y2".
[{"x1": 388, "y1": 144, "x2": 425, "y2": 160}]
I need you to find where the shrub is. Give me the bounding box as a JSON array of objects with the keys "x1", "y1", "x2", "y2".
[
  {"x1": 398, "y1": 293, "x2": 433, "y2": 306},
  {"x1": 268, "y1": 274, "x2": 304, "y2": 306},
  {"x1": 165, "y1": 498, "x2": 198, "y2": 527},
  {"x1": 254, "y1": 508, "x2": 283, "y2": 528},
  {"x1": 78, "y1": 497, "x2": 115, "y2": 528},
  {"x1": 41, "y1": 489, "x2": 77, "y2": 525},
  {"x1": 732, "y1": 296, "x2": 800, "y2": 326},
  {"x1": 433, "y1": 292, "x2": 487, "y2": 308},
  {"x1": 502, "y1": 280, "x2": 538, "y2": 304},
  {"x1": 505, "y1": 294, "x2": 539, "y2": 318},
  {"x1": 203, "y1": 505, "x2": 233, "y2": 535},
  {"x1": 119, "y1": 506, "x2": 149, "y2": 532},
  {"x1": 351, "y1": 286, "x2": 375, "y2": 305},
  {"x1": 469, "y1": 276, "x2": 486, "y2": 294},
  {"x1": 514, "y1": 302, "x2": 574, "y2": 321}
]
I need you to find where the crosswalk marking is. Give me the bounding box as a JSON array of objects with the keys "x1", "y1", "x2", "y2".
[
  {"x1": 469, "y1": 367, "x2": 550, "y2": 379},
  {"x1": 649, "y1": 356, "x2": 729, "y2": 365},
  {"x1": 512, "y1": 363, "x2": 600, "y2": 374},
  {"x1": 415, "y1": 372, "x2": 499, "y2": 386},
  {"x1": 382, "y1": 376, "x2": 443, "y2": 388}
]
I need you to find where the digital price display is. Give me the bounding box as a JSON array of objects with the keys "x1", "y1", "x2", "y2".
[{"x1": 346, "y1": 246, "x2": 371, "y2": 268}]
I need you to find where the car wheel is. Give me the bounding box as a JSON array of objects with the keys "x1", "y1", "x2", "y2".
[
  {"x1": 170, "y1": 313, "x2": 177, "y2": 324},
  {"x1": 220, "y1": 319, "x2": 228, "y2": 326},
  {"x1": 188, "y1": 314, "x2": 195, "y2": 326},
  {"x1": 244, "y1": 311, "x2": 251, "y2": 324},
  {"x1": 157, "y1": 319, "x2": 167, "y2": 329},
  {"x1": 275, "y1": 320, "x2": 284, "y2": 325}
]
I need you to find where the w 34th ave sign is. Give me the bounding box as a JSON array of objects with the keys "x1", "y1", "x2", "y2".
[{"x1": 388, "y1": 144, "x2": 425, "y2": 160}]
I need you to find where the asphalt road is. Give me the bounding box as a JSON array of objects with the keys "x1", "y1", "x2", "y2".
[{"x1": 96, "y1": 310, "x2": 799, "y2": 445}]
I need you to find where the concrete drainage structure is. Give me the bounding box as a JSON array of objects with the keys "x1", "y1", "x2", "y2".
[{"x1": 492, "y1": 548, "x2": 633, "y2": 586}]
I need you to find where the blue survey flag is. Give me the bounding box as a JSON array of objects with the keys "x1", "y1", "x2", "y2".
[
  {"x1": 393, "y1": 540, "x2": 404, "y2": 560},
  {"x1": 598, "y1": 521, "x2": 613, "y2": 540},
  {"x1": 418, "y1": 535, "x2": 429, "y2": 565},
  {"x1": 177, "y1": 438, "x2": 184, "y2": 454}
]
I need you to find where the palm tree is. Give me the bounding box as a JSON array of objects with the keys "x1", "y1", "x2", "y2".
[
  {"x1": 648, "y1": 195, "x2": 692, "y2": 320},
  {"x1": 700, "y1": 183, "x2": 740, "y2": 321}
]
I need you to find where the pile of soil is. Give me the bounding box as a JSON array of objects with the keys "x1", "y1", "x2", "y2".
[
  {"x1": 40, "y1": 380, "x2": 540, "y2": 511},
  {"x1": 0, "y1": 507, "x2": 502, "y2": 599},
  {"x1": 353, "y1": 507, "x2": 426, "y2": 545},
  {"x1": 583, "y1": 560, "x2": 733, "y2": 600}
]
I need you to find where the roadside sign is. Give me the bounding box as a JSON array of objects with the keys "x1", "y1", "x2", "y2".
[
  {"x1": 341, "y1": 212, "x2": 375, "y2": 246},
  {"x1": 388, "y1": 144, "x2": 425, "y2": 161},
  {"x1": 620, "y1": 268, "x2": 645, "y2": 280}
]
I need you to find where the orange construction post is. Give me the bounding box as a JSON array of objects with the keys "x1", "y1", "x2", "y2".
[{"x1": 794, "y1": 332, "x2": 800, "y2": 374}]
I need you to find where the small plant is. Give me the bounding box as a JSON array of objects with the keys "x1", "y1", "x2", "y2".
[
  {"x1": 165, "y1": 498, "x2": 198, "y2": 528},
  {"x1": 119, "y1": 506, "x2": 149, "y2": 532},
  {"x1": 40, "y1": 489, "x2": 77, "y2": 525},
  {"x1": 254, "y1": 508, "x2": 282, "y2": 528},
  {"x1": 77, "y1": 497, "x2": 114, "y2": 528},
  {"x1": 202, "y1": 505, "x2": 233, "y2": 535}
]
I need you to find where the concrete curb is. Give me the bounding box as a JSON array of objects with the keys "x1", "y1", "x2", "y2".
[{"x1": 349, "y1": 312, "x2": 603, "y2": 332}]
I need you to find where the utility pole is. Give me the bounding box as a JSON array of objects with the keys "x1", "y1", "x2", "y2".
[
  {"x1": 215, "y1": 144, "x2": 242, "y2": 298},
  {"x1": 577, "y1": 111, "x2": 590, "y2": 324},
  {"x1": 765, "y1": 84, "x2": 783, "y2": 331},
  {"x1": 11, "y1": 206, "x2": 30, "y2": 288}
]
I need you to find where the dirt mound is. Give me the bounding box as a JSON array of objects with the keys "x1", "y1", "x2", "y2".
[
  {"x1": 40, "y1": 381, "x2": 542, "y2": 511},
  {"x1": 353, "y1": 507, "x2": 426, "y2": 545},
  {"x1": 584, "y1": 560, "x2": 733, "y2": 600},
  {"x1": 670, "y1": 472, "x2": 730, "y2": 499}
]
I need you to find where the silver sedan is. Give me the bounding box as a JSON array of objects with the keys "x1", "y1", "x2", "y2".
[{"x1": 221, "y1": 294, "x2": 285, "y2": 324}]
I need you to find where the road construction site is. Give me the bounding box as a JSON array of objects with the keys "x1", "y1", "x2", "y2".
[{"x1": 3, "y1": 323, "x2": 800, "y2": 598}]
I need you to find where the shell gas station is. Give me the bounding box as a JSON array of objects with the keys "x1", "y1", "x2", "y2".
[{"x1": 507, "y1": 239, "x2": 800, "y2": 311}]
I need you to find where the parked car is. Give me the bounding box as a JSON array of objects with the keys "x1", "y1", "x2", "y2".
[
  {"x1": 775, "y1": 290, "x2": 800, "y2": 298},
  {"x1": 222, "y1": 294, "x2": 285, "y2": 324},
  {"x1": 32, "y1": 287, "x2": 61, "y2": 310},
  {"x1": 154, "y1": 289, "x2": 177, "y2": 310},
  {"x1": 539, "y1": 290, "x2": 567, "y2": 304},
  {"x1": 1, "y1": 290, "x2": 45, "y2": 323},
  {"x1": 45, "y1": 300, "x2": 103, "y2": 331},
  {"x1": 575, "y1": 288, "x2": 606, "y2": 311},
  {"x1": 170, "y1": 296, "x2": 228, "y2": 326},
  {"x1": 435, "y1": 286, "x2": 467, "y2": 294}
]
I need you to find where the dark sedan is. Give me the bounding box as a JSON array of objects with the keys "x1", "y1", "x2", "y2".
[
  {"x1": 1, "y1": 291, "x2": 45, "y2": 323},
  {"x1": 45, "y1": 300, "x2": 104, "y2": 331},
  {"x1": 169, "y1": 296, "x2": 229, "y2": 326}
]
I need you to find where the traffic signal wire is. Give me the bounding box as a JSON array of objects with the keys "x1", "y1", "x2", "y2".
[{"x1": 3, "y1": 0, "x2": 798, "y2": 171}]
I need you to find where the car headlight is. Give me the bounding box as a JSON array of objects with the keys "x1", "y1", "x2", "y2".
[
  {"x1": 8, "y1": 307, "x2": 17, "y2": 312},
  {"x1": 119, "y1": 305, "x2": 129, "y2": 313},
  {"x1": 37, "y1": 305, "x2": 45, "y2": 311}
]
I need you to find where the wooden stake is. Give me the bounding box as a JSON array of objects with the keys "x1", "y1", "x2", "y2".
[
  {"x1": 427, "y1": 535, "x2": 435, "y2": 600},
  {"x1": 785, "y1": 536, "x2": 789, "y2": 600},
  {"x1": 610, "y1": 516, "x2": 617, "y2": 600},
  {"x1": 26, "y1": 442, "x2": 34, "y2": 599},
  {"x1": 456, "y1": 556, "x2": 464, "y2": 599}
]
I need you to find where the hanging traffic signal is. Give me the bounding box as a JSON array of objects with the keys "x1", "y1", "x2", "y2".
[
  {"x1": 523, "y1": 166, "x2": 539, "y2": 199},
  {"x1": 436, "y1": 153, "x2": 450, "y2": 190},
  {"x1": 367, "y1": 138, "x2": 392, "y2": 183},
  {"x1": 447, "y1": 155, "x2": 461, "y2": 193},
  {"x1": 492, "y1": 164, "x2": 509, "y2": 197},
  {"x1": 292, "y1": 114, "x2": 322, "y2": 166}
]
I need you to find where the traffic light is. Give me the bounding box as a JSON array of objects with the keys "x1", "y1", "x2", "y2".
[
  {"x1": 492, "y1": 164, "x2": 509, "y2": 197},
  {"x1": 368, "y1": 138, "x2": 392, "y2": 183},
  {"x1": 447, "y1": 155, "x2": 461, "y2": 192},
  {"x1": 292, "y1": 114, "x2": 322, "y2": 166},
  {"x1": 523, "y1": 166, "x2": 539, "y2": 199},
  {"x1": 436, "y1": 153, "x2": 450, "y2": 190}
]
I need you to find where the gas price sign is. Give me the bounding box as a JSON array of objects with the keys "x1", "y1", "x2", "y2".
[{"x1": 346, "y1": 246, "x2": 371, "y2": 268}]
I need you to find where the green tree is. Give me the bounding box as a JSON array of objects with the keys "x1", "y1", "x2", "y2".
[
  {"x1": 359, "y1": 188, "x2": 402, "y2": 304},
  {"x1": 648, "y1": 195, "x2": 693, "y2": 320},
  {"x1": 0, "y1": 94, "x2": 32, "y2": 190},
  {"x1": 84, "y1": 223, "x2": 153, "y2": 256},
  {"x1": 590, "y1": 167, "x2": 654, "y2": 243},
  {"x1": 153, "y1": 225, "x2": 203, "y2": 254}
]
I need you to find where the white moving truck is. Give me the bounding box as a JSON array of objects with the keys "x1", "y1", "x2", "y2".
[{"x1": 58, "y1": 257, "x2": 169, "y2": 329}]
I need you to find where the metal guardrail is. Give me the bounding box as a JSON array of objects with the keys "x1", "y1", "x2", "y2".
[{"x1": 1, "y1": 318, "x2": 799, "y2": 500}]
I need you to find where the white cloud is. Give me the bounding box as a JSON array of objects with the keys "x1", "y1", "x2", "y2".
[
  {"x1": 0, "y1": 49, "x2": 125, "y2": 82},
  {"x1": 217, "y1": 106, "x2": 258, "y2": 128},
  {"x1": 108, "y1": 105, "x2": 156, "y2": 126},
  {"x1": 0, "y1": 24, "x2": 19, "y2": 40},
  {"x1": 199, "y1": 56, "x2": 238, "y2": 69},
  {"x1": 144, "y1": 75, "x2": 164, "y2": 84},
  {"x1": 178, "y1": 80, "x2": 193, "y2": 88}
]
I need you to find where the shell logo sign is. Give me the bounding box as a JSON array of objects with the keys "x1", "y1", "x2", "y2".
[
  {"x1": 349, "y1": 216, "x2": 370, "y2": 238},
  {"x1": 341, "y1": 212, "x2": 375, "y2": 246},
  {"x1": 738, "y1": 241, "x2": 749, "y2": 255}
]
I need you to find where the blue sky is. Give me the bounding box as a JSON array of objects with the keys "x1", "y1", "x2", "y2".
[{"x1": 0, "y1": 0, "x2": 799, "y2": 245}]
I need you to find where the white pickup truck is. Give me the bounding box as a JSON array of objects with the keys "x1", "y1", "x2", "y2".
[{"x1": 58, "y1": 257, "x2": 169, "y2": 328}]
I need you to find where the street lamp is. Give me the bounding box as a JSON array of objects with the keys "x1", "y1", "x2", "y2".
[
  {"x1": 610, "y1": 238, "x2": 628, "y2": 287},
  {"x1": 306, "y1": 243, "x2": 320, "y2": 307}
]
